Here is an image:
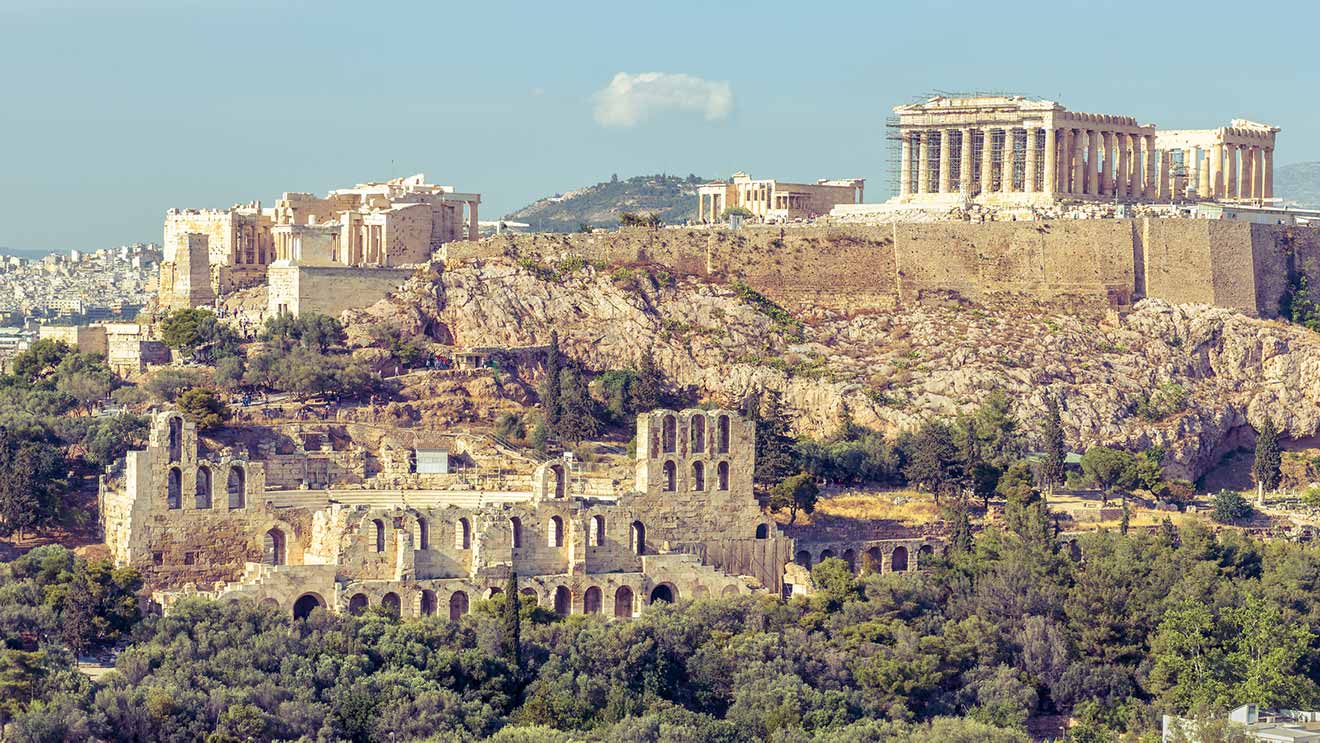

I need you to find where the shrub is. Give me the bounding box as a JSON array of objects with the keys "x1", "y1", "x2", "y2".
[{"x1": 1212, "y1": 489, "x2": 1253, "y2": 523}]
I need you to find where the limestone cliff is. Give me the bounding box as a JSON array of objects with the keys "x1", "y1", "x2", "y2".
[{"x1": 347, "y1": 257, "x2": 1320, "y2": 481}]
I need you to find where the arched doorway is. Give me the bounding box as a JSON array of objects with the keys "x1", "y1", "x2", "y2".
[
  {"x1": 630, "y1": 521, "x2": 646, "y2": 555},
  {"x1": 519, "y1": 587, "x2": 539, "y2": 605},
  {"x1": 455, "y1": 518, "x2": 471, "y2": 550},
  {"x1": 510, "y1": 517, "x2": 523, "y2": 548},
  {"x1": 918, "y1": 544, "x2": 934, "y2": 568},
  {"x1": 590, "y1": 515, "x2": 605, "y2": 546},
  {"x1": 195, "y1": 467, "x2": 212, "y2": 509},
  {"x1": 755, "y1": 523, "x2": 769, "y2": 539},
  {"x1": 449, "y1": 591, "x2": 469, "y2": 620},
  {"x1": 865, "y1": 547, "x2": 882, "y2": 574},
  {"x1": 372, "y1": 519, "x2": 386, "y2": 552},
  {"x1": 649, "y1": 584, "x2": 676, "y2": 604},
  {"x1": 168, "y1": 416, "x2": 182, "y2": 462},
  {"x1": 661, "y1": 415, "x2": 676, "y2": 453},
  {"x1": 691, "y1": 461, "x2": 705, "y2": 491},
  {"x1": 263, "y1": 528, "x2": 286, "y2": 566},
  {"x1": 717, "y1": 461, "x2": 729, "y2": 490},
  {"x1": 891, "y1": 546, "x2": 909, "y2": 572},
  {"x1": 420, "y1": 590, "x2": 437, "y2": 616},
  {"x1": 347, "y1": 593, "x2": 368, "y2": 615},
  {"x1": 691, "y1": 415, "x2": 705, "y2": 452},
  {"x1": 795, "y1": 550, "x2": 812, "y2": 569},
  {"x1": 614, "y1": 586, "x2": 634, "y2": 618},
  {"x1": 820, "y1": 549, "x2": 835, "y2": 562},
  {"x1": 583, "y1": 586, "x2": 602, "y2": 614},
  {"x1": 549, "y1": 516, "x2": 564, "y2": 548},
  {"x1": 842, "y1": 549, "x2": 857, "y2": 573},
  {"x1": 227, "y1": 467, "x2": 245, "y2": 509},
  {"x1": 549, "y1": 464, "x2": 565, "y2": 498},
  {"x1": 717, "y1": 415, "x2": 730, "y2": 453},
  {"x1": 292, "y1": 593, "x2": 324, "y2": 620},
  {"x1": 381, "y1": 592, "x2": 401, "y2": 617},
  {"x1": 553, "y1": 585, "x2": 571, "y2": 616},
  {"x1": 662, "y1": 461, "x2": 676, "y2": 491},
  {"x1": 166, "y1": 468, "x2": 182, "y2": 509}
]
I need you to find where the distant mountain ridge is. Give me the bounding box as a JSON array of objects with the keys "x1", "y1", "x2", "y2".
[
  {"x1": 503, "y1": 174, "x2": 711, "y2": 231},
  {"x1": 1274, "y1": 161, "x2": 1320, "y2": 208}
]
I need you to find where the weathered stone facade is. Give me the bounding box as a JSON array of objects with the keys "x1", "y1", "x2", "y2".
[
  {"x1": 100, "y1": 409, "x2": 910, "y2": 619},
  {"x1": 696, "y1": 172, "x2": 864, "y2": 222}
]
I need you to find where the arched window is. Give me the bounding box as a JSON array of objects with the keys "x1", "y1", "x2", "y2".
[
  {"x1": 372, "y1": 519, "x2": 386, "y2": 553},
  {"x1": 650, "y1": 584, "x2": 675, "y2": 604},
  {"x1": 510, "y1": 517, "x2": 523, "y2": 549},
  {"x1": 549, "y1": 515, "x2": 564, "y2": 548},
  {"x1": 661, "y1": 414, "x2": 676, "y2": 453},
  {"x1": 662, "y1": 461, "x2": 676, "y2": 491},
  {"x1": 583, "y1": 586, "x2": 602, "y2": 614},
  {"x1": 843, "y1": 549, "x2": 857, "y2": 573},
  {"x1": 755, "y1": 523, "x2": 769, "y2": 539},
  {"x1": 717, "y1": 415, "x2": 730, "y2": 453},
  {"x1": 292, "y1": 593, "x2": 323, "y2": 620},
  {"x1": 717, "y1": 461, "x2": 729, "y2": 491},
  {"x1": 420, "y1": 590, "x2": 437, "y2": 616},
  {"x1": 918, "y1": 544, "x2": 934, "y2": 568},
  {"x1": 455, "y1": 518, "x2": 471, "y2": 550},
  {"x1": 347, "y1": 593, "x2": 368, "y2": 615},
  {"x1": 553, "y1": 585, "x2": 571, "y2": 616},
  {"x1": 549, "y1": 464, "x2": 565, "y2": 498},
  {"x1": 264, "y1": 528, "x2": 286, "y2": 566},
  {"x1": 381, "y1": 592, "x2": 401, "y2": 617},
  {"x1": 449, "y1": 591, "x2": 469, "y2": 620},
  {"x1": 691, "y1": 461, "x2": 705, "y2": 491},
  {"x1": 227, "y1": 467, "x2": 245, "y2": 509},
  {"x1": 795, "y1": 550, "x2": 812, "y2": 569},
  {"x1": 195, "y1": 467, "x2": 212, "y2": 509},
  {"x1": 630, "y1": 521, "x2": 646, "y2": 556},
  {"x1": 691, "y1": 415, "x2": 705, "y2": 453},
  {"x1": 166, "y1": 467, "x2": 181, "y2": 509},
  {"x1": 614, "y1": 586, "x2": 634, "y2": 618},
  {"x1": 820, "y1": 548, "x2": 835, "y2": 562},
  {"x1": 417, "y1": 517, "x2": 430, "y2": 550},
  {"x1": 589, "y1": 515, "x2": 605, "y2": 547},
  {"x1": 891, "y1": 546, "x2": 909, "y2": 572},
  {"x1": 866, "y1": 547, "x2": 882, "y2": 574},
  {"x1": 168, "y1": 416, "x2": 182, "y2": 463}
]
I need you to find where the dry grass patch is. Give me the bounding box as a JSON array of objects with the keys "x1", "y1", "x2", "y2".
[{"x1": 815, "y1": 488, "x2": 942, "y2": 525}]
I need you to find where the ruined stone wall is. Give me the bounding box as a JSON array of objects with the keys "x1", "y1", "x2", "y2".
[{"x1": 267, "y1": 265, "x2": 413, "y2": 317}]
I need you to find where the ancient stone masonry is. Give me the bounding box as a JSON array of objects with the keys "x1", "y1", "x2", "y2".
[
  {"x1": 101, "y1": 408, "x2": 921, "y2": 619},
  {"x1": 696, "y1": 172, "x2": 864, "y2": 223},
  {"x1": 890, "y1": 95, "x2": 1278, "y2": 207}
]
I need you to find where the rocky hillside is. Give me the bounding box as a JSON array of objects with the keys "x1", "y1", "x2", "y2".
[
  {"x1": 503, "y1": 174, "x2": 708, "y2": 230},
  {"x1": 348, "y1": 256, "x2": 1320, "y2": 482},
  {"x1": 1274, "y1": 161, "x2": 1320, "y2": 207}
]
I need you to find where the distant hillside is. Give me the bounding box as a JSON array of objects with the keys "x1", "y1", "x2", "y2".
[
  {"x1": 1274, "y1": 161, "x2": 1320, "y2": 207},
  {"x1": 503, "y1": 174, "x2": 712, "y2": 231}
]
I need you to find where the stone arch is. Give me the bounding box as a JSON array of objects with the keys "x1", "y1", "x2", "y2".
[
  {"x1": 755, "y1": 523, "x2": 769, "y2": 539},
  {"x1": 795, "y1": 550, "x2": 812, "y2": 569},
  {"x1": 263, "y1": 527, "x2": 286, "y2": 566},
  {"x1": 510, "y1": 517, "x2": 523, "y2": 548},
  {"x1": 630, "y1": 520, "x2": 646, "y2": 556},
  {"x1": 691, "y1": 461, "x2": 705, "y2": 491},
  {"x1": 891, "y1": 545, "x2": 909, "y2": 572},
  {"x1": 649, "y1": 583, "x2": 677, "y2": 604},
  {"x1": 918, "y1": 544, "x2": 934, "y2": 568},
  {"x1": 865, "y1": 547, "x2": 882, "y2": 574},
  {"x1": 553, "y1": 585, "x2": 571, "y2": 616},
  {"x1": 260, "y1": 597, "x2": 280, "y2": 610},
  {"x1": 381, "y1": 592, "x2": 401, "y2": 617},
  {"x1": 347, "y1": 593, "x2": 369, "y2": 615},
  {"x1": 583, "y1": 586, "x2": 602, "y2": 614},
  {"x1": 455, "y1": 517, "x2": 471, "y2": 550},
  {"x1": 292, "y1": 592, "x2": 324, "y2": 620},
  {"x1": 227, "y1": 466, "x2": 245, "y2": 509},
  {"x1": 820, "y1": 548, "x2": 835, "y2": 563},
  {"x1": 661, "y1": 414, "x2": 677, "y2": 453},
  {"x1": 590, "y1": 515, "x2": 605, "y2": 547},
  {"x1": 195, "y1": 466, "x2": 212, "y2": 509},
  {"x1": 614, "y1": 586, "x2": 634, "y2": 618},
  {"x1": 842, "y1": 549, "x2": 857, "y2": 573},
  {"x1": 662, "y1": 460, "x2": 676, "y2": 491},
  {"x1": 691, "y1": 585, "x2": 709, "y2": 599},
  {"x1": 519, "y1": 587, "x2": 539, "y2": 604},
  {"x1": 549, "y1": 515, "x2": 564, "y2": 548},
  {"x1": 167, "y1": 416, "x2": 183, "y2": 463},
  {"x1": 717, "y1": 415, "x2": 730, "y2": 453},
  {"x1": 691, "y1": 415, "x2": 706, "y2": 453},
  {"x1": 717, "y1": 461, "x2": 729, "y2": 490},
  {"x1": 449, "y1": 590, "x2": 469, "y2": 620},
  {"x1": 487, "y1": 587, "x2": 503, "y2": 599},
  {"x1": 166, "y1": 467, "x2": 182, "y2": 509},
  {"x1": 420, "y1": 589, "x2": 437, "y2": 616},
  {"x1": 417, "y1": 517, "x2": 430, "y2": 550},
  {"x1": 372, "y1": 519, "x2": 386, "y2": 552},
  {"x1": 549, "y1": 463, "x2": 565, "y2": 499},
  {"x1": 721, "y1": 584, "x2": 739, "y2": 597}
]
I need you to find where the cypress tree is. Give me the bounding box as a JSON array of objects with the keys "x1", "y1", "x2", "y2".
[
  {"x1": 500, "y1": 572, "x2": 522, "y2": 672},
  {"x1": 748, "y1": 391, "x2": 797, "y2": 487},
  {"x1": 1253, "y1": 416, "x2": 1282, "y2": 503},
  {"x1": 1040, "y1": 397, "x2": 1067, "y2": 497},
  {"x1": 630, "y1": 349, "x2": 664, "y2": 413},
  {"x1": 556, "y1": 367, "x2": 600, "y2": 444},
  {"x1": 541, "y1": 331, "x2": 562, "y2": 427}
]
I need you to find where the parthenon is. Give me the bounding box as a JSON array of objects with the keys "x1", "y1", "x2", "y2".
[{"x1": 892, "y1": 95, "x2": 1278, "y2": 205}]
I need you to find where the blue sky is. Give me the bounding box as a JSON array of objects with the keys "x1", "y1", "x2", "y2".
[{"x1": 2, "y1": 0, "x2": 1317, "y2": 251}]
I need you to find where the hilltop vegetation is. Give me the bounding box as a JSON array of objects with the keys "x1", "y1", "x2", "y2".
[
  {"x1": 502, "y1": 174, "x2": 710, "y2": 231},
  {"x1": 1275, "y1": 161, "x2": 1320, "y2": 208}
]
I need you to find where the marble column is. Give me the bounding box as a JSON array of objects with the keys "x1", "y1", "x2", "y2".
[
  {"x1": 917, "y1": 131, "x2": 931, "y2": 194},
  {"x1": 1159, "y1": 151, "x2": 1171, "y2": 201},
  {"x1": 1024, "y1": 127, "x2": 1038, "y2": 193},
  {"x1": 980, "y1": 129, "x2": 994, "y2": 196},
  {"x1": 1226, "y1": 144, "x2": 1238, "y2": 199},
  {"x1": 1143, "y1": 135, "x2": 1156, "y2": 200},
  {"x1": 1210, "y1": 144, "x2": 1223, "y2": 199},
  {"x1": 1254, "y1": 147, "x2": 1266, "y2": 199},
  {"x1": 1001, "y1": 129, "x2": 1015, "y2": 192},
  {"x1": 1128, "y1": 135, "x2": 1141, "y2": 197},
  {"x1": 1085, "y1": 130, "x2": 1099, "y2": 195},
  {"x1": 966, "y1": 126, "x2": 976, "y2": 193},
  {"x1": 899, "y1": 135, "x2": 913, "y2": 197},
  {"x1": 1115, "y1": 133, "x2": 1129, "y2": 199},
  {"x1": 1059, "y1": 129, "x2": 1073, "y2": 194},
  {"x1": 1181, "y1": 148, "x2": 1194, "y2": 199},
  {"x1": 937, "y1": 130, "x2": 952, "y2": 193},
  {"x1": 1043, "y1": 127, "x2": 1057, "y2": 195},
  {"x1": 1073, "y1": 129, "x2": 1086, "y2": 196},
  {"x1": 1101, "y1": 132, "x2": 1115, "y2": 196},
  {"x1": 1242, "y1": 146, "x2": 1255, "y2": 200},
  {"x1": 1264, "y1": 148, "x2": 1274, "y2": 199}
]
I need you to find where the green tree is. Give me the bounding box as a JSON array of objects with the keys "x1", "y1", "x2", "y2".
[
  {"x1": 177, "y1": 388, "x2": 231, "y2": 431},
  {"x1": 540, "y1": 331, "x2": 562, "y2": 428},
  {"x1": 630, "y1": 349, "x2": 665, "y2": 413},
  {"x1": 501, "y1": 572, "x2": 522, "y2": 673},
  {"x1": 903, "y1": 419, "x2": 960, "y2": 502},
  {"x1": 261, "y1": 312, "x2": 346, "y2": 352},
  {"x1": 9, "y1": 340, "x2": 73, "y2": 385},
  {"x1": 555, "y1": 367, "x2": 599, "y2": 444},
  {"x1": 769, "y1": 472, "x2": 818, "y2": 524},
  {"x1": 747, "y1": 392, "x2": 798, "y2": 487},
  {"x1": 1253, "y1": 417, "x2": 1281, "y2": 504},
  {"x1": 1079, "y1": 446, "x2": 1138, "y2": 506},
  {"x1": 1212, "y1": 490, "x2": 1253, "y2": 524},
  {"x1": 0, "y1": 430, "x2": 68, "y2": 539},
  {"x1": 1039, "y1": 397, "x2": 1067, "y2": 496}
]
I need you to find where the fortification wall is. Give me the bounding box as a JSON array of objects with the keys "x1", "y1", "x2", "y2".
[
  {"x1": 447, "y1": 219, "x2": 1320, "y2": 318},
  {"x1": 268, "y1": 265, "x2": 413, "y2": 317}
]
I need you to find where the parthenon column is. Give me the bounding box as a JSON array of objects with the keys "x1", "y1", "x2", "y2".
[
  {"x1": 980, "y1": 129, "x2": 994, "y2": 196},
  {"x1": 1115, "y1": 133, "x2": 1129, "y2": 199},
  {"x1": 1264, "y1": 148, "x2": 1274, "y2": 200},
  {"x1": 1159, "y1": 151, "x2": 1171, "y2": 201},
  {"x1": 1101, "y1": 132, "x2": 1115, "y2": 196},
  {"x1": 1043, "y1": 127, "x2": 1057, "y2": 195},
  {"x1": 1059, "y1": 129, "x2": 1073, "y2": 194},
  {"x1": 1226, "y1": 145, "x2": 1238, "y2": 200},
  {"x1": 899, "y1": 135, "x2": 913, "y2": 197},
  {"x1": 1254, "y1": 147, "x2": 1266, "y2": 199},
  {"x1": 1210, "y1": 143, "x2": 1224, "y2": 200},
  {"x1": 1130, "y1": 136, "x2": 1143, "y2": 198},
  {"x1": 1001, "y1": 129, "x2": 1015, "y2": 192},
  {"x1": 1144, "y1": 135, "x2": 1157, "y2": 200},
  {"x1": 1024, "y1": 126, "x2": 1038, "y2": 193},
  {"x1": 1242, "y1": 146, "x2": 1255, "y2": 201},
  {"x1": 1198, "y1": 151, "x2": 1212, "y2": 199},
  {"x1": 1085, "y1": 130, "x2": 1099, "y2": 195},
  {"x1": 959, "y1": 127, "x2": 973, "y2": 193},
  {"x1": 937, "y1": 130, "x2": 952, "y2": 193},
  {"x1": 917, "y1": 131, "x2": 931, "y2": 194},
  {"x1": 1073, "y1": 129, "x2": 1086, "y2": 196}
]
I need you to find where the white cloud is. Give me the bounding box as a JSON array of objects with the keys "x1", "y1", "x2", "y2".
[{"x1": 592, "y1": 72, "x2": 734, "y2": 128}]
